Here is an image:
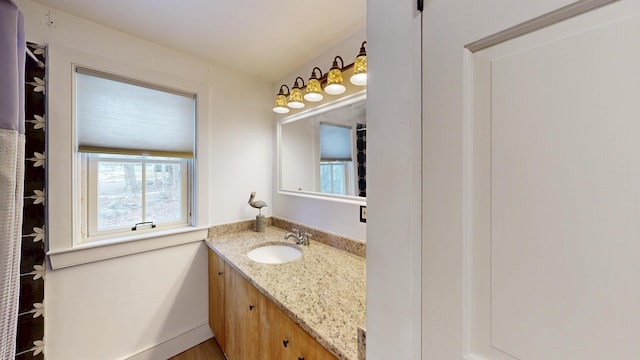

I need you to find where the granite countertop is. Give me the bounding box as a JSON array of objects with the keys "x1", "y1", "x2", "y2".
[{"x1": 207, "y1": 226, "x2": 366, "y2": 360}]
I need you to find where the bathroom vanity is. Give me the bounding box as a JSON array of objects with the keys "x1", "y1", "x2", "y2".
[{"x1": 206, "y1": 225, "x2": 366, "y2": 360}]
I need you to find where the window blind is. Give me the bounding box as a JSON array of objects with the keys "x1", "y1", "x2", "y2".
[
  {"x1": 75, "y1": 67, "x2": 196, "y2": 158},
  {"x1": 320, "y1": 123, "x2": 353, "y2": 161}
]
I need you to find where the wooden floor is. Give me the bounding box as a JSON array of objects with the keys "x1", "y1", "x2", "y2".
[{"x1": 168, "y1": 338, "x2": 226, "y2": 360}]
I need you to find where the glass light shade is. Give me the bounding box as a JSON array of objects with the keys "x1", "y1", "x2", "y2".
[
  {"x1": 324, "y1": 68, "x2": 346, "y2": 95},
  {"x1": 273, "y1": 94, "x2": 290, "y2": 114},
  {"x1": 350, "y1": 55, "x2": 367, "y2": 86},
  {"x1": 304, "y1": 78, "x2": 323, "y2": 102},
  {"x1": 288, "y1": 87, "x2": 305, "y2": 108}
]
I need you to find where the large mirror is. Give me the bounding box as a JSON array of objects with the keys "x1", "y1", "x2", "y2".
[{"x1": 278, "y1": 91, "x2": 366, "y2": 201}]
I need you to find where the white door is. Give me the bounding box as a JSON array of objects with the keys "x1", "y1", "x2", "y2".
[{"x1": 423, "y1": 1, "x2": 640, "y2": 358}]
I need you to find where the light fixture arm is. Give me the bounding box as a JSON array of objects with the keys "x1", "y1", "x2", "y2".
[
  {"x1": 332, "y1": 56, "x2": 345, "y2": 70},
  {"x1": 278, "y1": 84, "x2": 290, "y2": 96},
  {"x1": 293, "y1": 76, "x2": 306, "y2": 88},
  {"x1": 358, "y1": 41, "x2": 367, "y2": 57},
  {"x1": 311, "y1": 66, "x2": 323, "y2": 79}
]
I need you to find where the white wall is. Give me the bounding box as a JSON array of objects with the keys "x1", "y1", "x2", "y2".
[
  {"x1": 208, "y1": 67, "x2": 274, "y2": 225},
  {"x1": 420, "y1": 0, "x2": 577, "y2": 359},
  {"x1": 46, "y1": 242, "x2": 208, "y2": 359},
  {"x1": 17, "y1": 0, "x2": 273, "y2": 358},
  {"x1": 272, "y1": 28, "x2": 367, "y2": 241},
  {"x1": 366, "y1": 0, "x2": 422, "y2": 359}
]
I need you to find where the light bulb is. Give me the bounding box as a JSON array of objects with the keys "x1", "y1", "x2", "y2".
[
  {"x1": 325, "y1": 66, "x2": 345, "y2": 95},
  {"x1": 305, "y1": 78, "x2": 323, "y2": 102},
  {"x1": 288, "y1": 86, "x2": 305, "y2": 109},
  {"x1": 350, "y1": 41, "x2": 367, "y2": 86},
  {"x1": 272, "y1": 90, "x2": 290, "y2": 113},
  {"x1": 324, "y1": 57, "x2": 346, "y2": 95}
]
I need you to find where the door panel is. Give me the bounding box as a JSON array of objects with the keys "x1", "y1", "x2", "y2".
[{"x1": 469, "y1": 3, "x2": 640, "y2": 359}]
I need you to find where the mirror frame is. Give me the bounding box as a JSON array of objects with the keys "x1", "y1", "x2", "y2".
[{"x1": 277, "y1": 90, "x2": 367, "y2": 205}]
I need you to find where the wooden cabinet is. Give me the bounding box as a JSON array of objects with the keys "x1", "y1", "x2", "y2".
[
  {"x1": 259, "y1": 295, "x2": 336, "y2": 360},
  {"x1": 208, "y1": 249, "x2": 226, "y2": 351},
  {"x1": 259, "y1": 294, "x2": 296, "y2": 359},
  {"x1": 208, "y1": 248, "x2": 336, "y2": 360},
  {"x1": 224, "y1": 261, "x2": 260, "y2": 360},
  {"x1": 291, "y1": 321, "x2": 337, "y2": 360}
]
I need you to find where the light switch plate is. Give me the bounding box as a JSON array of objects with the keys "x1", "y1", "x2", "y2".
[{"x1": 360, "y1": 206, "x2": 367, "y2": 223}]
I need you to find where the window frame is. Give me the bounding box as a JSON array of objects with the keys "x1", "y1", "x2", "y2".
[{"x1": 81, "y1": 154, "x2": 192, "y2": 243}]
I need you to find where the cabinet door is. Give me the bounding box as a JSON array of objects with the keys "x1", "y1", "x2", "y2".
[
  {"x1": 208, "y1": 249, "x2": 226, "y2": 352},
  {"x1": 291, "y1": 324, "x2": 336, "y2": 360},
  {"x1": 224, "y1": 262, "x2": 260, "y2": 360},
  {"x1": 259, "y1": 294, "x2": 297, "y2": 359},
  {"x1": 259, "y1": 295, "x2": 337, "y2": 360}
]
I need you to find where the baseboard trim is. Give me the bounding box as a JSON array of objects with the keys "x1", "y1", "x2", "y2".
[{"x1": 125, "y1": 323, "x2": 213, "y2": 360}]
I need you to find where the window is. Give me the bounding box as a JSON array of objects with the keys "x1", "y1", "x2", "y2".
[
  {"x1": 320, "y1": 161, "x2": 351, "y2": 195},
  {"x1": 75, "y1": 67, "x2": 195, "y2": 243},
  {"x1": 83, "y1": 154, "x2": 190, "y2": 240},
  {"x1": 319, "y1": 123, "x2": 355, "y2": 196}
]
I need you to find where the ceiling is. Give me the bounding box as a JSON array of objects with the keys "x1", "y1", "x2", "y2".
[{"x1": 31, "y1": 0, "x2": 367, "y2": 83}]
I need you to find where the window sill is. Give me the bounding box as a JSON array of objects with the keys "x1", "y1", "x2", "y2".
[{"x1": 47, "y1": 227, "x2": 208, "y2": 269}]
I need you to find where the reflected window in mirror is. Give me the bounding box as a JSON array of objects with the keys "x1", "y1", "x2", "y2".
[
  {"x1": 321, "y1": 162, "x2": 351, "y2": 195},
  {"x1": 278, "y1": 92, "x2": 366, "y2": 201},
  {"x1": 320, "y1": 123, "x2": 355, "y2": 196}
]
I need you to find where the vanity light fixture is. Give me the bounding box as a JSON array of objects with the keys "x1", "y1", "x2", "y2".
[
  {"x1": 324, "y1": 56, "x2": 346, "y2": 95},
  {"x1": 304, "y1": 67, "x2": 324, "y2": 102},
  {"x1": 271, "y1": 41, "x2": 367, "y2": 114},
  {"x1": 350, "y1": 41, "x2": 367, "y2": 86},
  {"x1": 273, "y1": 84, "x2": 290, "y2": 114},
  {"x1": 288, "y1": 77, "x2": 306, "y2": 109}
]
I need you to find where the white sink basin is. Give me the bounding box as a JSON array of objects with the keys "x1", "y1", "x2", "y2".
[{"x1": 247, "y1": 244, "x2": 302, "y2": 264}]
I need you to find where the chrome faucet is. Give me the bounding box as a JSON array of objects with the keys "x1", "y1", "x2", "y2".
[{"x1": 284, "y1": 228, "x2": 311, "y2": 246}]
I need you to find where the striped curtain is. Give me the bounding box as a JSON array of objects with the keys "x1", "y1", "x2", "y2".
[
  {"x1": 0, "y1": 1, "x2": 26, "y2": 359},
  {"x1": 356, "y1": 123, "x2": 366, "y2": 197}
]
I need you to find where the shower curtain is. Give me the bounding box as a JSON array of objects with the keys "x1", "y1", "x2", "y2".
[{"x1": 0, "y1": 0, "x2": 26, "y2": 359}]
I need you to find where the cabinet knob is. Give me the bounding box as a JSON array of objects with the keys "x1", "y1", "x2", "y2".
[
  {"x1": 249, "y1": 304, "x2": 255, "y2": 311},
  {"x1": 218, "y1": 272, "x2": 223, "y2": 276},
  {"x1": 298, "y1": 358, "x2": 305, "y2": 360},
  {"x1": 283, "y1": 339, "x2": 289, "y2": 348}
]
